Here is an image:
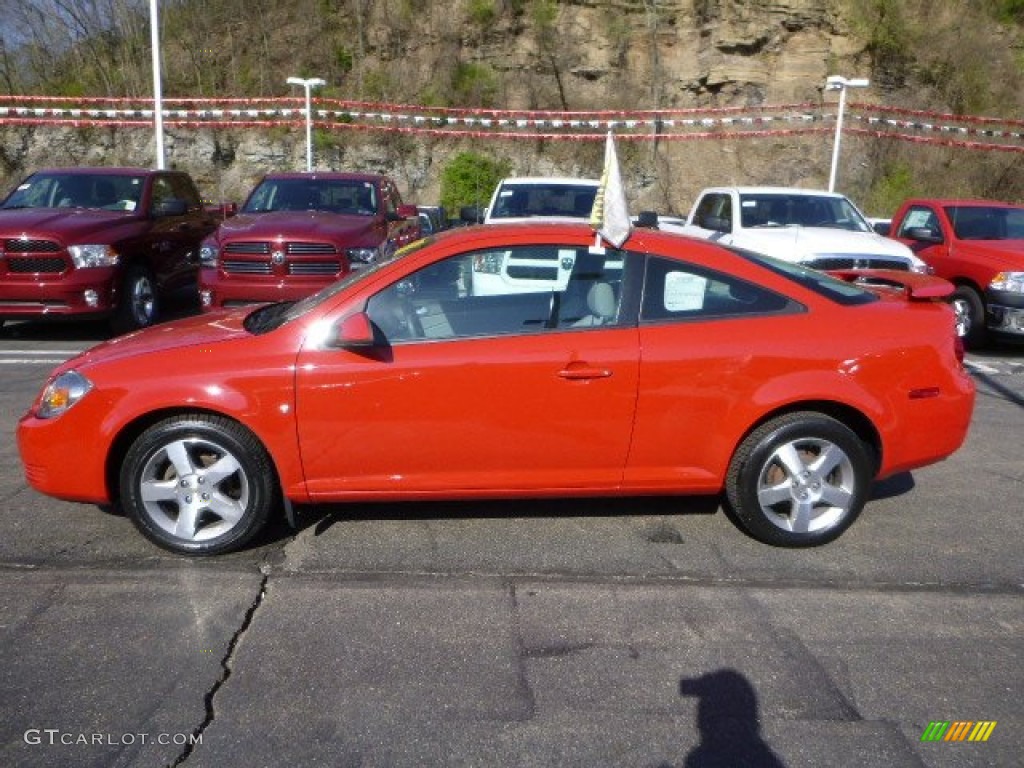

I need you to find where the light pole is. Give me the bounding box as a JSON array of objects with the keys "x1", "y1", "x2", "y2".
[
  {"x1": 825, "y1": 75, "x2": 869, "y2": 193},
  {"x1": 287, "y1": 76, "x2": 326, "y2": 172},
  {"x1": 149, "y1": 0, "x2": 165, "y2": 169}
]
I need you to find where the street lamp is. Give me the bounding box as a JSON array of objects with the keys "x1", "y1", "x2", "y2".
[
  {"x1": 287, "y1": 76, "x2": 326, "y2": 172},
  {"x1": 149, "y1": 0, "x2": 165, "y2": 169},
  {"x1": 825, "y1": 75, "x2": 869, "y2": 193}
]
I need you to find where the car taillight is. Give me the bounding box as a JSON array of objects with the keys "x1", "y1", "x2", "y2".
[{"x1": 954, "y1": 335, "x2": 965, "y2": 365}]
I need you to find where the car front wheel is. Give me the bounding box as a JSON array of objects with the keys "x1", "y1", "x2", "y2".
[
  {"x1": 113, "y1": 264, "x2": 158, "y2": 334},
  {"x1": 725, "y1": 413, "x2": 872, "y2": 547},
  {"x1": 950, "y1": 284, "x2": 987, "y2": 349},
  {"x1": 120, "y1": 415, "x2": 277, "y2": 555}
]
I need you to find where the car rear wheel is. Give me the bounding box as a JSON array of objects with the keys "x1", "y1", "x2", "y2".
[
  {"x1": 725, "y1": 413, "x2": 871, "y2": 547},
  {"x1": 120, "y1": 415, "x2": 276, "y2": 555},
  {"x1": 950, "y1": 284, "x2": 987, "y2": 349},
  {"x1": 113, "y1": 265, "x2": 158, "y2": 333}
]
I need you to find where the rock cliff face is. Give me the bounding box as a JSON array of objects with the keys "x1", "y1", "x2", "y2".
[{"x1": 1, "y1": 1, "x2": 1021, "y2": 213}]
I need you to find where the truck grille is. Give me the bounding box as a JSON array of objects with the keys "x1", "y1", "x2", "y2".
[
  {"x1": 221, "y1": 241, "x2": 340, "y2": 275},
  {"x1": 4, "y1": 238, "x2": 61, "y2": 253},
  {"x1": 6, "y1": 257, "x2": 66, "y2": 274},
  {"x1": 809, "y1": 256, "x2": 909, "y2": 271}
]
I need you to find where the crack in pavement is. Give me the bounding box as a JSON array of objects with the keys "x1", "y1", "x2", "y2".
[{"x1": 167, "y1": 564, "x2": 271, "y2": 767}]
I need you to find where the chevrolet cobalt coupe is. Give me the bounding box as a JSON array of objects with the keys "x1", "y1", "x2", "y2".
[{"x1": 18, "y1": 223, "x2": 974, "y2": 555}]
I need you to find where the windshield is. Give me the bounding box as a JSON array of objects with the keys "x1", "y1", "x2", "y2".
[
  {"x1": 489, "y1": 183, "x2": 598, "y2": 220},
  {"x1": 945, "y1": 205, "x2": 1024, "y2": 240},
  {"x1": 242, "y1": 177, "x2": 379, "y2": 215},
  {"x1": 738, "y1": 193, "x2": 872, "y2": 232},
  {"x1": 244, "y1": 237, "x2": 436, "y2": 334},
  {"x1": 732, "y1": 247, "x2": 877, "y2": 305},
  {"x1": 2, "y1": 172, "x2": 145, "y2": 211}
]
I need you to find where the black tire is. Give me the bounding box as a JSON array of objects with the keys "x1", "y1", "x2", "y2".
[
  {"x1": 112, "y1": 264, "x2": 158, "y2": 334},
  {"x1": 950, "y1": 284, "x2": 987, "y2": 349},
  {"x1": 120, "y1": 414, "x2": 277, "y2": 555},
  {"x1": 725, "y1": 412, "x2": 872, "y2": 547}
]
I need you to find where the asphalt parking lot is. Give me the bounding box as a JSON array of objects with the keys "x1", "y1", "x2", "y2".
[{"x1": 0, "y1": 319, "x2": 1021, "y2": 768}]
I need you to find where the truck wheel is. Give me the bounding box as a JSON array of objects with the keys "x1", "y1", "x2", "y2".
[
  {"x1": 113, "y1": 265, "x2": 158, "y2": 334},
  {"x1": 950, "y1": 285, "x2": 987, "y2": 349},
  {"x1": 725, "y1": 412, "x2": 872, "y2": 547},
  {"x1": 119, "y1": 414, "x2": 277, "y2": 555}
]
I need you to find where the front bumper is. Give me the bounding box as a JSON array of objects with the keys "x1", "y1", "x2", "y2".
[
  {"x1": 985, "y1": 288, "x2": 1024, "y2": 338},
  {"x1": 0, "y1": 267, "x2": 118, "y2": 320}
]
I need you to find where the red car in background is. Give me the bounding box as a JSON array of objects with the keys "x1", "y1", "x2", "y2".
[
  {"x1": 18, "y1": 223, "x2": 973, "y2": 556},
  {"x1": 198, "y1": 172, "x2": 419, "y2": 310}
]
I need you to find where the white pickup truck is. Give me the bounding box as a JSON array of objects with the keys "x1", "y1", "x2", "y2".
[
  {"x1": 482, "y1": 177, "x2": 599, "y2": 224},
  {"x1": 663, "y1": 186, "x2": 928, "y2": 273}
]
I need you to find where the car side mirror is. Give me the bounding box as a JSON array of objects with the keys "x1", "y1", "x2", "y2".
[
  {"x1": 904, "y1": 226, "x2": 943, "y2": 244},
  {"x1": 396, "y1": 204, "x2": 418, "y2": 219},
  {"x1": 460, "y1": 205, "x2": 483, "y2": 224},
  {"x1": 332, "y1": 312, "x2": 378, "y2": 349},
  {"x1": 152, "y1": 198, "x2": 188, "y2": 217}
]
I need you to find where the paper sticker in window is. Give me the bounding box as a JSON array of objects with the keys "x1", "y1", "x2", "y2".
[{"x1": 664, "y1": 271, "x2": 707, "y2": 311}]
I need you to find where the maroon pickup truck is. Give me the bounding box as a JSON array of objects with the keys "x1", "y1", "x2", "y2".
[
  {"x1": 890, "y1": 198, "x2": 1024, "y2": 346},
  {"x1": 0, "y1": 167, "x2": 224, "y2": 333},
  {"x1": 197, "y1": 172, "x2": 420, "y2": 311}
]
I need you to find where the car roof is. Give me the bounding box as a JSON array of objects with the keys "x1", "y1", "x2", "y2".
[
  {"x1": 260, "y1": 172, "x2": 386, "y2": 182},
  {"x1": 905, "y1": 198, "x2": 1022, "y2": 208},
  {"x1": 31, "y1": 167, "x2": 161, "y2": 175},
  {"x1": 706, "y1": 186, "x2": 847, "y2": 198},
  {"x1": 497, "y1": 177, "x2": 600, "y2": 186}
]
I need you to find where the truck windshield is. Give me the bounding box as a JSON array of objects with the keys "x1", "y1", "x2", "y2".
[
  {"x1": 242, "y1": 178, "x2": 378, "y2": 215},
  {"x1": 489, "y1": 183, "x2": 598, "y2": 220},
  {"x1": 738, "y1": 193, "x2": 872, "y2": 233},
  {"x1": 2, "y1": 172, "x2": 145, "y2": 211}
]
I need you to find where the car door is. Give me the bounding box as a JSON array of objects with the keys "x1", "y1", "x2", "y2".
[{"x1": 294, "y1": 244, "x2": 640, "y2": 497}]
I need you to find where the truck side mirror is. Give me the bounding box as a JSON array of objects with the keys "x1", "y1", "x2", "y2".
[
  {"x1": 152, "y1": 198, "x2": 188, "y2": 217},
  {"x1": 905, "y1": 226, "x2": 943, "y2": 244},
  {"x1": 460, "y1": 205, "x2": 483, "y2": 224},
  {"x1": 700, "y1": 214, "x2": 730, "y2": 233}
]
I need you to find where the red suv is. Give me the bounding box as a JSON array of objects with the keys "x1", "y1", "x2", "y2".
[{"x1": 198, "y1": 172, "x2": 419, "y2": 310}]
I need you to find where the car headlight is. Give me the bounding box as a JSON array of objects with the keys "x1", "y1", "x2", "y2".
[
  {"x1": 346, "y1": 247, "x2": 378, "y2": 265},
  {"x1": 199, "y1": 242, "x2": 220, "y2": 267},
  {"x1": 68, "y1": 244, "x2": 118, "y2": 268},
  {"x1": 990, "y1": 271, "x2": 1024, "y2": 293},
  {"x1": 910, "y1": 262, "x2": 934, "y2": 275},
  {"x1": 36, "y1": 370, "x2": 93, "y2": 419}
]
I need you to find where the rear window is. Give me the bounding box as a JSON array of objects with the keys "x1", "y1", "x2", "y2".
[
  {"x1": 733, "y1": 247, "x2": 878, "y2": 306},
  {"x1": 489, "y1": 183, "x2": 598, "y2": 220}
]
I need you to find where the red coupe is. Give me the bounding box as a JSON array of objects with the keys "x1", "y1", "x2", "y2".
[{"x1": 17, "y1": 223, "x2": 975, "y2": 555}]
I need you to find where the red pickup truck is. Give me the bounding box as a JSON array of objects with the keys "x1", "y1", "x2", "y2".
[
  {"x1": 890, "y1": 198, "x2": 1024, "y2": 346},
  {"x1": 198, "y1": 172, "x2": 420, "y2": 310},
  {"x1": 1, "y1": 167, "x2": 226, "y2": 334}
]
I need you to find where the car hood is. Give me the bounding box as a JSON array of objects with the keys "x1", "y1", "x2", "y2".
[
  {"x1": 0, "y1": 207, "x2": 136, "y2": 239},
  {"x1": 739, "y1": 227, "x2": 918, "y2": 261},
  {"x1": 60, "y1": 310, "x2": 254, "y2": 374},
  {"x1": 216, "y1": 211, "x2": 378, "y2": 241}
]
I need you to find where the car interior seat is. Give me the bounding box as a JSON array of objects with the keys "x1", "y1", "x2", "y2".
[{"x1": 572, "y1": 282, "x2": 617, "y2": 327}]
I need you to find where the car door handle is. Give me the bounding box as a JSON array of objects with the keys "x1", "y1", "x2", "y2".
[{"x1": 558, "y1": 364, "x2": 612, "y2": 380}]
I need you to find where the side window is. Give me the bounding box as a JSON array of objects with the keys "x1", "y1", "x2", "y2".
[
  {"x1": 693, "y1": 194, "x2": 731, "y2": 230},
  {"x1": 366, "y1": 245, "x2": 629, "y2": 343},
  {"x1": 897, "y1": 206, "x2": 939, "y2": 239},
  {"x1": 149, "y1": 176, "x2": 176, "y2": 211},
  {"x1": 169, "y1": 175, "x2": 202, "y2": 209},
  {"x1": 641, "y1": 256, "x2": 791, "y2": 322}
]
